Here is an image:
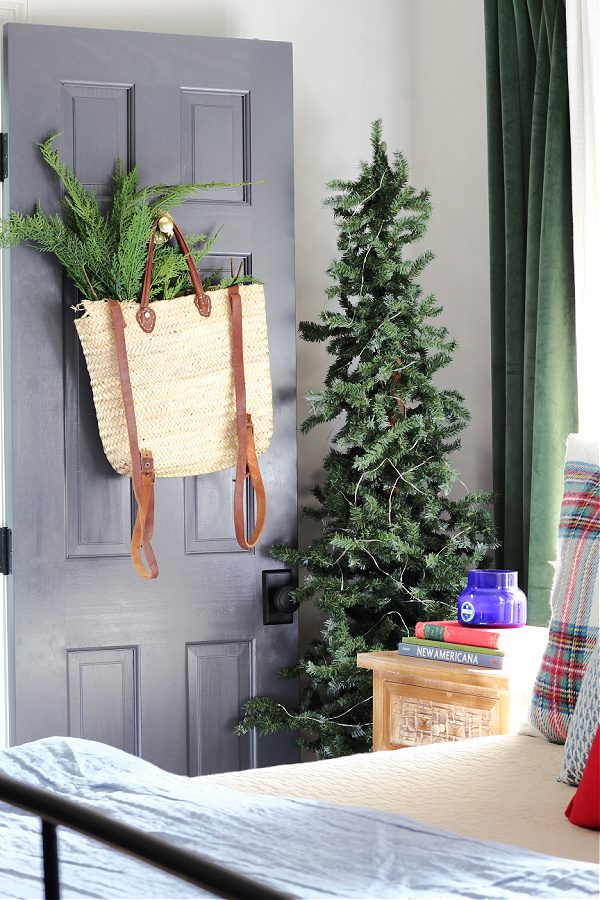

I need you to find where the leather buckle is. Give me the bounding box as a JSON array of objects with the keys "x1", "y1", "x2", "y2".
[
  {"x1": 194, "y1": 293, "x2": 212, "y2": 317},
  {"x1": 136, "y1": 306, "x2": 156, "y2": 333},
  {"x1": 140, "y1": 450, "x2": 155, "y2": 481}
]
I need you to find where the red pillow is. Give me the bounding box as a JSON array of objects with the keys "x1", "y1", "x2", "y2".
[{"x1": 565, "y1": 727, "x2": 600, "y2": 829}]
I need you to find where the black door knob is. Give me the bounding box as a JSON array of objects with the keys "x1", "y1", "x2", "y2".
[
  {"x1": 272, "y1": 586, "x2": 299, "y2": 614},
  {"x1": 262, "y1": 569, "x2": 297, "y2": 624}
]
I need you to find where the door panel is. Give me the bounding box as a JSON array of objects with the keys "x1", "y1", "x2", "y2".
[
  {"x1": 67, "y1": 648, "x2": 138, "y2": 753},
  {"x1": 186, "y1": 641, "x2": 253, "y2": 776},
  {"x1": 60, "y1": 81, "x2": 133, "y2": 194},
  {"x1": 180, "y1": 88, "x2": 250, "y2": 203},
  {"x1": 3, "y1": 22, "x2": 298, "y2": 774},
  {"x1": 184, "y1": 474, "x2": 253, "y2": 555}
]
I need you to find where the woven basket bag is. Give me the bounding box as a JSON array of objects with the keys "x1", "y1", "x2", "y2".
[{"x1": 75, "y1": 217, "x2": 273, "y2": 579}]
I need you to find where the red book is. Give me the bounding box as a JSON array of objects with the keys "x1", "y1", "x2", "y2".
[{"x1": 415, "y1": 621, "x2": 540, "y2": 652}]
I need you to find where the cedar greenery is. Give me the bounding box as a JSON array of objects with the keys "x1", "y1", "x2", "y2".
[
  {"x1": 238, "y1": 121, "x2": 497, "y2": 759},
  {"x1": 0, "y1": 134, "x2": 255, "y2": 300}
]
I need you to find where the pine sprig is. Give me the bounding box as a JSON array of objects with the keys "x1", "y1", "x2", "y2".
[
  {"x1": 0, "y1": 133, "x2": 253, "y2": 301},
  {"x1": 135, "y1": 181, "x2": 239, "y2": 217},
  {"x1": 238, "y1": 120, "x2": 497, "y2": 759},
  {"x1": 110, "y1": 160, "x2": 139, "y2": 239},
  {"x1": 0, "y1": 208, "x2": 93, "y2": 297},
  {"x1": 39, "y1": 136, "x2": 111, "y2": 242},
  {"x1": 111, "y1": 200, "x2": 153, "y2": 301}
]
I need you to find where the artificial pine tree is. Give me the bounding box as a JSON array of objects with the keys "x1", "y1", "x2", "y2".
[{"x1": 238, "y1": 121, "x2": 497, "y2": 759}]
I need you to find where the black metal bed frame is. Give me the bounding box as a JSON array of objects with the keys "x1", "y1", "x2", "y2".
[{"x1": 0, "y1": 771, "x2": 292, "y2": 900}]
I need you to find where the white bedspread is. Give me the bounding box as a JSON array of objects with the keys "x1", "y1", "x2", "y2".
[
  {"x1": 0, "y1": 737, "x2": 598, "y2": 899},
  {"x1": 206, "y1": 733, "x2": 600, "y2": 864}
]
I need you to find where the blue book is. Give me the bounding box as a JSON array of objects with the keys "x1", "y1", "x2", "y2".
[{"x1": 397, "y1": 641, "x2": 503, "y2": 669}]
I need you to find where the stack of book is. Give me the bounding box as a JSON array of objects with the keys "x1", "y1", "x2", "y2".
[{"x1": 398, "y1": 621, "x2": 542, "y2": 670}]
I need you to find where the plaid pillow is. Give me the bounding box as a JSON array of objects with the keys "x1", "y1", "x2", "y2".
[{"x1": 528, "y1": 435, "x2": 599, "y2": 743}]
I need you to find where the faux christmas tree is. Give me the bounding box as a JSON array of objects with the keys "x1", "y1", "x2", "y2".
[{"x1": 239, "y1": 121, "x2": 497, "y2": 759}]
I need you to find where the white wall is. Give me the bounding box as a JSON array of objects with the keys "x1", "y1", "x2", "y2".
[
  {"x1": 2, "y1": 1, "x2": 491, "y2": 672},
  {"x1": 410, "y1": 1, "x2": 492, "y2": 498}
]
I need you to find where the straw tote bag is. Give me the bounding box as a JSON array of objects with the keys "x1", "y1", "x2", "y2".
[{"x1": 75, "y1": 217, "x2": 273, "y2": 579}]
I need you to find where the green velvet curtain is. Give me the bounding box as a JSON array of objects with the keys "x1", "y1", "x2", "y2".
[{"x1": 484, "y1": 0, "x2": 578, "y2": 625}]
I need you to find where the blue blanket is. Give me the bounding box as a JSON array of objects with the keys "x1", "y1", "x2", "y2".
[{"x1": 0, "y1": 737, "x2": 597, "y2": 899}]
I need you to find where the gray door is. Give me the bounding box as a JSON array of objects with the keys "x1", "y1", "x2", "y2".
[{"x1": 2, "y1": 22, "x2": 298, "y2": 775}]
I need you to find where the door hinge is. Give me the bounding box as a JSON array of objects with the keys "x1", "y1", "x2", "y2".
[
  {"x1": 0, "y1": 134, "x2": 8, "y2": 182},
  {"x1": 0, "y1": 527, "x2": 12, "y2": 575}
]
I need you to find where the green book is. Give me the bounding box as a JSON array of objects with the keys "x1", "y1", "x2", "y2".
[{"x1": 402, "y1": 636, "x2": 505, "y2": 657}]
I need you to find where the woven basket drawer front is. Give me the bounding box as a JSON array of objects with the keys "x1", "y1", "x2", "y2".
[{"x1": 385, "y1": 680, "x2": 500, "y2": 747}]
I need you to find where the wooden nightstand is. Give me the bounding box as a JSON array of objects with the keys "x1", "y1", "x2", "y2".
[{"x1": 357, "y1": 651, "x2": 537, "y2": 751}]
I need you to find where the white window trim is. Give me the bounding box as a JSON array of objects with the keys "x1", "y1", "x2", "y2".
[{"x1": 566, "y1": 0, "x2": 600, "y2": 437}]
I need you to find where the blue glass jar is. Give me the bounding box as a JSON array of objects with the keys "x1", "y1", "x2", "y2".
[{"x1": 458, "y1": 570, "x2": 527, "y2": 627}]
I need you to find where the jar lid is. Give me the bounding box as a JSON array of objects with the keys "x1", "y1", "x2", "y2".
[{"x1": 467, "y1": 569, "x2": 519, "y2": 589}]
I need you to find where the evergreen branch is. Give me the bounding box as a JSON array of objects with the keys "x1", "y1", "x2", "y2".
[
  {"x1": 135, "y1": 181, "x2": 250, "y2": 216},
  {"x1": 111, "y1": 201, "x2": 153, "y2": 300},
  {"x1": 39, "y1": 135, "x2": 104, "y2": 228},
  {"x1": 0, "y1": 207, "x2": 92, "y2": 297},
  {"x1": 0, "y1": 139, "x2": 244, "y2": 302},
  {"x1": 110, "y1": 160, "x2": 139, "y2": 238}
]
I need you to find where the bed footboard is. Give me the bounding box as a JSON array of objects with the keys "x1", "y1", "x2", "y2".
[{"x1": 0, "y1": 772, "x2": 290, "y2": 900}]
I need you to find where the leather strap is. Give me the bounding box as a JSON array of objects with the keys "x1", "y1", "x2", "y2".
[
  {"x1": 137, "y1": 218, "x2": 211, "y2": 333},
  {"x1": 107, "y1": 279, "x2": 267, "y2": 569},
  {"x1": 229, "y1": 286, "x2": 267, "y2": 549},
  {"x1": 109, "y1": 300, "x2": 159, "y2": 579}
]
